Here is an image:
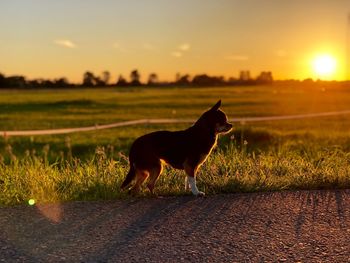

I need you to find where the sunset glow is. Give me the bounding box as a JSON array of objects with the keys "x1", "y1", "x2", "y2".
[
  {"x1": 312, "y1": 54, "x2": 337, "y2": 80},
  {"x1": 0, "y1": 1, "x2": 349, "y2": 82}
]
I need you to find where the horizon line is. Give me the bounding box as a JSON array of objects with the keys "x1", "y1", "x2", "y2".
[{"x1": 0, "y1": 71, "x2": 347, "y2": 85}]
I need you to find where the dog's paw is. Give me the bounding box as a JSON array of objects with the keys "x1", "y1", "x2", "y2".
[{"x1": 195, "y1": 191, "x2": 206, "y2": 197}]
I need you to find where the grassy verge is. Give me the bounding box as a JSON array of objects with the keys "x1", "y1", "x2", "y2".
[
  {"x1": 1, "y1": 132, "x2": 350, "y2": 206},
  {"x1": 1, "y1": 85, "x2": 350, "y2": 205}
]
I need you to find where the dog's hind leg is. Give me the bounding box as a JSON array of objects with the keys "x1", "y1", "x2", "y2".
[
  {"x1": 147, "y1": 162, "x2": 163, "y2": 195},
  {"x1": 129, "y1": 169, "x2": 149, "y2": 195},
  {"x1": 121, "y1": 165, "x2": 136, "y2": 190}
]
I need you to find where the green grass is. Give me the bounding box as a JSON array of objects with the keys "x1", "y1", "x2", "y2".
[
  {"x1": 1, "y1": 142, "x2": 350, "y2": 206},
  {"x1": 1, "y1": 83, "x2": 350, "y2": 205}
]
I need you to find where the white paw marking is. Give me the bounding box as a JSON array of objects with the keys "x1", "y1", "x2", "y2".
[{"x1": 187, "y1": 176, "x2": 205, "y2": 196}]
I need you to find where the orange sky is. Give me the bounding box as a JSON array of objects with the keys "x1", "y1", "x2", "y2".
[{"x1": 0, "y1": 0, "x2": 349, "y2": 83}]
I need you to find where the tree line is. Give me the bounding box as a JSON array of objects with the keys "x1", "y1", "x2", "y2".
[{"x1": 0, "y1": 70, "x2": 273, "y2": 88}]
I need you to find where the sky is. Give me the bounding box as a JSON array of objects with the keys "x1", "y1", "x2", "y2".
[{"x1": 1, "y1": 0, "x2": 350, "y2": 83}]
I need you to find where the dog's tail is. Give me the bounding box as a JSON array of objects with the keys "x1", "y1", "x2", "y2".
[{"x1": 121, "y1": 165, "x2": 136, "y2": 190}]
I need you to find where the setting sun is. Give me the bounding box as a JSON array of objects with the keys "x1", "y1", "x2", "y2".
[{"x1": 312, "y1": 54, "x2": 337, "y2": 79}]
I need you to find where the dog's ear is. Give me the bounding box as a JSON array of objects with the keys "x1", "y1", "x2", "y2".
[{"x1": 210, "y1": 100, "x2": 221, "y2": 111}]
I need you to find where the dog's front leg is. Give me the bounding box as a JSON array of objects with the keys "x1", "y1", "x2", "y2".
[
  {"x1": 184, "y1": 164, "x2": 205, "y2": 197},
  {"x1": 187, "y1": 176, "x2": 205, "y2": 197},
  {"x1": 184, "y1": 176, "x2": 190, "y2": 191}
]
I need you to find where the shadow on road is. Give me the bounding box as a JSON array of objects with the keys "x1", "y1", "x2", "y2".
[{"x1": 1, "y1": 189, "x2": 350, "y2": 261}]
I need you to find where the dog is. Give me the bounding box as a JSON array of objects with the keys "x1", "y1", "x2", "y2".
[{"x1": 120, "y1": 100, "x2": 232, "y2": 196}]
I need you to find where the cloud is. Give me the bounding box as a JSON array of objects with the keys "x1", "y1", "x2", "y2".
[
  {"x1": 170, "y1": 43, "x2": 191, "y2": 57},
  {"x1": 171, "y1": 51, "x2": 183, "y2": 58},
  {"x1": 225, "y1": 55, "x2": 249, "y2": 61},
  {"x1": 275, "y1": 49, "x2": 287, "y2": 57},
  {"x1": 170, "y1": 43, "x2": 190, "y2": 57},
  {"x1": 178, "y1": 43, "x2": 190, "y2": 51},
  {"x1": 54, "y1": 39, "x2": 76, "y2": 48}
]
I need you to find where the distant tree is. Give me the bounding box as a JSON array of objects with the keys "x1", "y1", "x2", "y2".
[
  {"x1": 102, "y1": 71, "x2": 111, "y2": 86},
  {"x1": 116, "y1": 75, "x2": 128, "y2": 86},
  {"x1": 27, "y1": 79, "x2": 39, "y2": 88},
  {"x1": 42, "y1": 79, "x2": 54, "y2": 88},
  {"x1": 0, "y1": 73, "x2": 5, "y2": 88},
  {"x1": 175, "y1": 74, "x2": 191, "y2": 85},
  {"x1": 148, "y1": 73, "x2": 158, "y2": 85},
  {"x1": 303, "y1": 78, "x2": 314, "y2": 84},
  {"x1": 93, "y1": 76, "x2": 105, "y2": 86},
  {"x1": 83, "y1": 71, "x2": 96, "y2": 86},
  {"x1": 54, "y1": 77, "x2": 69, "y2": 87},
  {"x1": 130, "y1": 69, "x2": 141, "y2": 86},
  {"x1": 6, "y1": 76, "x2": 26, "y2": 88},
  {"x1": 192, "y1": 74, "x2": 225, "y2": 86},
  {"x1": 175, "y1": 73, "x2": 181, "y2": 83},
  {"x1": 82, "y1": 71, "x2": 106, "y2": 86},
  {"x1": 239, "y1": 70, "x2": 251, "y2": 82},
  {"x1": 227, "y1": 77, "x2": 238, "y2": 85},
  {"x1": 256, "y1": 71, "x2": 273, "y2": 84}
]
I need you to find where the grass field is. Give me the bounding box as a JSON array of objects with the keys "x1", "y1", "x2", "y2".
[{"x1": 1, "y1": 82, "x2": 350, "y2": 205}]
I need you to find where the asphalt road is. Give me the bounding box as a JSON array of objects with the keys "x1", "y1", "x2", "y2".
[{"x1": 1, "y1": 190, "x2": 350, "y2": 262}]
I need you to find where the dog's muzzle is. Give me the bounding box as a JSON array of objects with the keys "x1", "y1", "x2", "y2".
[{"x1": 217, "y1": 122, "x2": 233, "y2": 133}]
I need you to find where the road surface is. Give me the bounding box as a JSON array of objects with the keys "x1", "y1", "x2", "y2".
[{"x1": 1, "y1": 190, "x2": 350, "y2": 262}]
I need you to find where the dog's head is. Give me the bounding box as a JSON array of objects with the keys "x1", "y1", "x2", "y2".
[{"x1": 196, "y1": 100, "x2": 233, "y2": 134}]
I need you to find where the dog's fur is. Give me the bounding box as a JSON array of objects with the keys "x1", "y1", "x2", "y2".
[{"x1": 120, "y1": 100, "x2": 232, "y2": 196}]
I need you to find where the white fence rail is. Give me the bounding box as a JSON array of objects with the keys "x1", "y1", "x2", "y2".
[{"x1": 1, "y1": 110, "x2": 350, "y2": 137}]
